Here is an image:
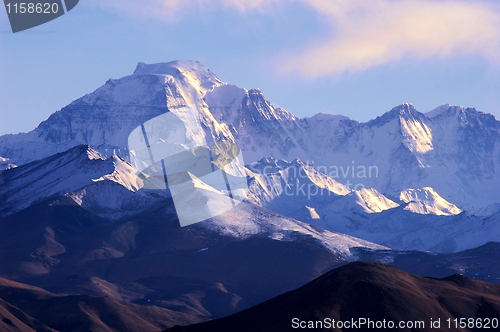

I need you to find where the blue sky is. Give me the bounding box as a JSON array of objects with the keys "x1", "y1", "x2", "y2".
[{"x1": 1, "y1": 0, "x2": 500, "y2": 135}]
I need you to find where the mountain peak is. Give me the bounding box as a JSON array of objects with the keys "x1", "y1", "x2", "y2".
[
  {"x1": 425, "y1": 104, "x2": 495, "y2": 120},
  {"x1": 424, "y1": 104, "x2": 499, "y2": 131},
  {"x1": 133, "y1": 60, "x2": 221, "y2": 87},
  {"x1": 390, "y1": 103, "x2": 418, "y2": 116},
  {"x1": 129, "y1": 60, "x2": 224, "y2": 101},
  {"x1": 367, "y1": 103, "x2": 421, "y2": 128},
  {"x1": 425, "y1": 104, "x2": 454, "y2": 118},
  {"x1": 399, "y1": 187, "x2": 462, "y2": 216},
  {"x1": 0, "y1": 145, "x2": 114, "y2": 217},
  {"x1": 133, "y1": 60, "x2": 211, "y2": 77},
  {"x1": 166, "y1": 261, "x2": 500, "y2": 332}
]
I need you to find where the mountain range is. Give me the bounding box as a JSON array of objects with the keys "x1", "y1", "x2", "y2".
[
  {"x1": 2, "y1": 61, "x2": 500, "y2": 215},
  {"x1": 1, "y1": 60, "x2": 500, "y2": 331}
]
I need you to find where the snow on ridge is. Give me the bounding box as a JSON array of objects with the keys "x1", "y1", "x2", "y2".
[
  {"x1": 399, "y1": 187, "x2": 462, "y2": 216},
  {"x1": 87, "y1": 147, "x2": 107, "y2": 160},
  {"x1": 204, "y1": 84, "x2": 247, "y2": 124},
  {"x1": 92, "y1": 155, "x2": 140, "y2": 192},
  {"x1": 0, "y1": 146, "x2": 137, "y2": 217},
  {"x1": 301, "y1": 162, "x2": 351, "y2": 196},
  {"x1": 245, "y1": 157, "x2": 351, "y2": 213},
  {"x1": 203, "y1": 202, "x2": 388, "y2": 259},
  {"x1": 305, "y1": 206, "x2": 321, "y2": 219},
  {"x1": 65, "y1": 190, "x2": 86, "y2": 206},
  {"x1": 425, "y1": 104, "x2": 452, "y2": 118},
  {"x1": 0, "y1": 156, "x2": 16, "y2": 170},
  {"x1": 353, "y1": 188, "x2": 400, "y2": 213},
  {"x1": 134, "y1": 60, "x2": 215, "y2": 78},
  {"x1": 316, "y1": 188, "x2": 399, "y2": 216},
  {"x1": 425, "y1": 104, "x2": 496, "y2": 121},
  {"x1": 365, "y1": 103, "x2": 420, "y2": 128}
]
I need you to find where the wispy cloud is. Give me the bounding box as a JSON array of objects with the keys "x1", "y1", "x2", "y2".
[
  {"x1": 279, "y1": 0, "x2": 500, "y2": 78},
  {"x1": 93, "y1": 0, "x2": 500, "y2": 77}
]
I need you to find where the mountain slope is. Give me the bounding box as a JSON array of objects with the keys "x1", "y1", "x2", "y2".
[
  {"x1": 245, "y1": 158, "x2": 350, "y2": 216},
  {"x1": 0, "y1": 297, "x2": 56, "y2": 332},
  {"x1": 0, "y1": 156, "x2": 387, "y2": 320},
  {"x1": 0, "y1": 277, "x2": 205, "y2": 332},
  {"x1": 167, "y1": 261, "x2": 500, "y2": 332},
  {"x1": 0, "y1": 146, "x2": 109, "y2": 216},
  {"x1": 399, "y1": 187, "x2": 462, "y2": 216},
  {"x1": 2, "y1": 141, "x2": 493, "y2": 258},
  {"x1": 0, "y1": 145, "x2": 150, "y2": 218},
  {"x1": 244, "y1": 157, "x2": 489, "y2": 252},
  {"x1": 300, "y1": 203, "x2": 500, "y2": 253}
]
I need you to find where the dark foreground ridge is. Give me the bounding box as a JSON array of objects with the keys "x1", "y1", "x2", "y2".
[{"x1": 167, "y1": 261, "x2": 500, "y2": 332}]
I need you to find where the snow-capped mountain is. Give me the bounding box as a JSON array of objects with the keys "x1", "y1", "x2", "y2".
[
  {"x1": 243, "y1": 157, "x2": 496, "y2": 252},
  {"x1": 292, "y1": 186, "x2": 500, "y2": 252},
  {"x1": 399, "y1": 187, "x2": 461, "y2": 216},
  {"x1": 0, "y1": 61, "x2": 226, "y2": 166},
  {"x1": 1, "y1": 61, "x2": 499, "y2": 214},
  {"x1": 0, "y1": 145, "x2": 160, "y2": 219},
  {"x1": 0, "y1": 144, "x2": 385, "y2": 256},
  {"x1": 297, "y1": 199, "x2": 500, "y2": 252},
  {"x1": 244, "y1": 157, "x2": 464, "y2": 219},
  {"x1": 0, "y1": 143, "x2": 391, "y2": 320},
  {"x1": 245, "y1": 157, "x2": 350, "y2": 216},
  {"x1": 1, "y1": 60, "x2": 500, "y2": 330},
  {"x1": 1, "y1": 60, "x2": 500, "y2": 227},
  {"x1": 2, "y1": 141, "x2": 484, "y2": 253}
]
